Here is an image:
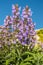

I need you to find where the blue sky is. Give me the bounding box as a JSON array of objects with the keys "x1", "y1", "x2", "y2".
[{"x1": 0, "y1": 0, "x2": 43, "y2": 29}]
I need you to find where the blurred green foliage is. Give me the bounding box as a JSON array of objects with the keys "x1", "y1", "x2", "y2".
[
  {"x1": 0, "y1": 43, "x2": 43, "y2": 65},
  {"x1": 37, "y1": 28, "x2": 43, "y2": 42}
]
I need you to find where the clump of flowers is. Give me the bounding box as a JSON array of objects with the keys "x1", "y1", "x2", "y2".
[
  {"x1": 0, "y1": 4, "x2": 43, "y2": 65},
  {"x1": 0, "y1": 4, "x2": 36, "y2": 46}
]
